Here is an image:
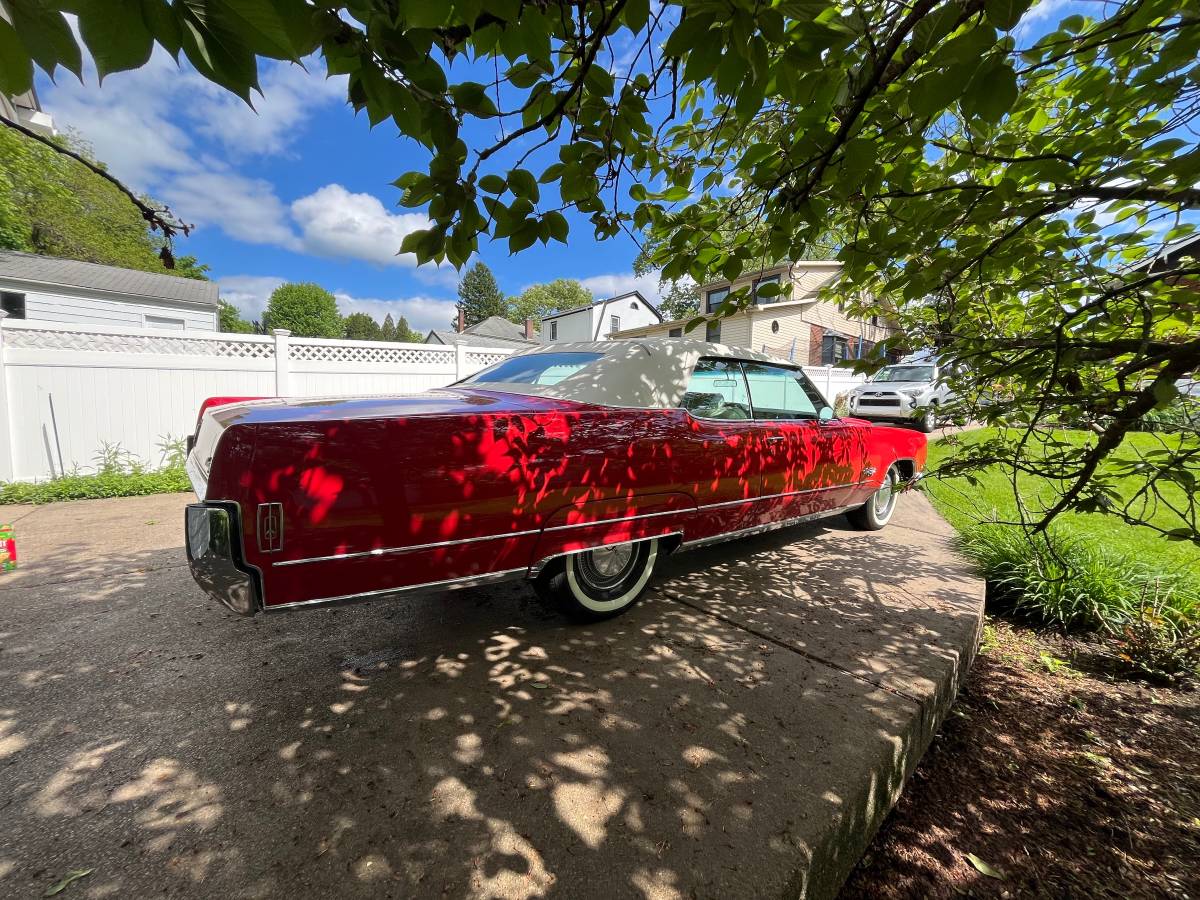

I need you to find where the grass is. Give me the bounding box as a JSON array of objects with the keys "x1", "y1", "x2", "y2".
[
  {"x1": 923, "y1": 428, "x2": 1200, "y2": 680},
  {"x1": 925, "y1": 428, "x2": 1199, "y2": 574}
]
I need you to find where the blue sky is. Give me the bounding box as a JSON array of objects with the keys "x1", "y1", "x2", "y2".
[
  {"x1": 36, "y1": 50, "x2": 659, "y2": 334},
  {"x1": 30, "y1": 0, "x2": 1121, "y2": 334}
]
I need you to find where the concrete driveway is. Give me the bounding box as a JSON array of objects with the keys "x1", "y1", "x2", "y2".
[{"x1": 0, "y1": 491, "x2": 982, "y2": 899}]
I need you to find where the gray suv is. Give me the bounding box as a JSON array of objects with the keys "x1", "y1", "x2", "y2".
[{"x1": 846, "y1": 360, "x2": 953, "y2": 433}]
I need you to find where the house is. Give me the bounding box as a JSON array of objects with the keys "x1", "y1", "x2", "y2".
[
  {"x1": 613, "y1": 261, "x2": 896, "y2": 365},
  {"x1": 0, "y1": 251, "x2": 218, "y2": 330},
  {"x1": 425, "y1": 314, "x2": 539, "y2": 348},
  {"x1": 540, "y1": 291, "x2": 662, "y2": 343},
  {"x1": 0, "y1": 3, "x2": 55, "y2": 136}
]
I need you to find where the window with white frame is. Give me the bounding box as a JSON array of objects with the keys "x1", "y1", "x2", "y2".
[
  {"x1": 550, "y1": 320, "x2": 558, "y2": 341},
  {"x1": 610, "y1": 314, "x2": 620, "y2": 334}
]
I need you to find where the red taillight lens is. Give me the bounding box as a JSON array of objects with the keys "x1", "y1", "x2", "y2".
[{"x1": 194, "y1": 396, "x2": 261, "y2": 435}]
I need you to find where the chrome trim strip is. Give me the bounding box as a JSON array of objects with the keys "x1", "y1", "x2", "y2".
[
  {"x1": 262, "y1": 567, "x2": 528, "y2": 613},
  {"x1": 542, "y1": 507, "x2": 689, "y2": 533},
  {"x1": 676, "y1": 504, "x2": 860, "y2": 552},
  {"x1": 271, "y1": 480, "x2": 874, "y2": 569},
  {"x1": 698, "y1": 480, "x2": 872, "y2": 511},
  {"x1": 272, "y1": 527, "x2": 542, "y2": 567},
  {"x1": 529, "y1": 532, "x2": 683, "y2": 578}
]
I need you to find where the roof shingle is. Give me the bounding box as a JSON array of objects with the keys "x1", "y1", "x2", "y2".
[{"x1": 0, "y1": 250, "x2": 219, "y2": 306}]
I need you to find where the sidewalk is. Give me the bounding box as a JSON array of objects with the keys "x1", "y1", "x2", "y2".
[{"x1": 0, "y1": 490, "x2": 982, "y2": 899}]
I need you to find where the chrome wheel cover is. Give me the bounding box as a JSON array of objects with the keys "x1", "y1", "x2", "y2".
[
  {"x1": 874, "y1": 473, "x2": 896, "y2": 517},
  {"x1": 576, "y1": 543, "x2": 637, "y2": 589}
]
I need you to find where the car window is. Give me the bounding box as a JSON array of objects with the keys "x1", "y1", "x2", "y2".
[
  {"x1": 459, "y1": 351, "x2": 603, "y2": 386},
  {"x1": 741, "y1": 362, "x2": 824, "y2": 420},
  {"x1": 872, "y1": 365, "x2": 934, "y2": 382},
  {"x1": 680, "y1": 358, "x2": 752, "y2": 420}
]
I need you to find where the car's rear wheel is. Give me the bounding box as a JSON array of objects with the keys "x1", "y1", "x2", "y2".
[
  {"x1": 846, "y1": 465, "x2": 899, "y2": 530},
  {"x1": 534, "y1": 538, "x2": 660, "y2": 621}
]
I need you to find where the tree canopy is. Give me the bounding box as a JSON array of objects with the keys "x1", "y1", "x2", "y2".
[
  {"x1": 3, "y1": 0, "x2": 1198, "y2": 543},
  {"x1": 0, "y1": 125, "x2": 200, "y2": 275},
  {"x1": 511, "y1": 278, "x2": 593, "y2": 322},
  {"x1": 263, "y1": 282, "x2": 343, "y2": 338},
  {"x1": 456, "y1": 261, "x2": 507, "y2": 327},
  {"x1": 218, "y1": 299, "x2": 255, "y2": 334},
  {"x1": 343, "y1": 311, "x2": 383, "y2": 341}
]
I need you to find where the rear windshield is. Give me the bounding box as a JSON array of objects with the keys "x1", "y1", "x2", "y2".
[{"x1": 460, "y1": 351, "x2": 603, "y2": 386}]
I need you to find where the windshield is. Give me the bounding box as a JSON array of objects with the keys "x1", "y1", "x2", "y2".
[
  {"x1": 871, "y1": 365, "x2": 934, "y2": 383},
  {"x1": 459, "y1": 351, "x2": 603, "y2": 386}
]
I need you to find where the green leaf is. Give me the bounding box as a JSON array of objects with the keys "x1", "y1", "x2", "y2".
[
  {"x1": 663, "y1": 12, "x2": 715, "y2": 58},
  {"x1": 966, "y1": 853, "x2": 1004, "y2": 879},
  {"x1": 507, "y1": 168, "x2": 539, "y2": 203},
  {"x1": 177, "y1": 1, "x2": 260, "y2": 101},
  {"x1": 478, "y1": 174, "x2": 507, "y2": 194},
  {"x1": 44, "y1": 869, "x2": 94, "y2": 897},
  {"x1": 75, "y1": 0, "x2": 154, "y2": 82},
  {"x1": 450, "y1": 81, "x2": 498, "y2": 117},
  {"x1": 0, "y1": 17, "x2": 33, "y2": 94},
  {"x1": 909, "y1": 72, "x2": 961, "y2": 118},
  {"x1": 543, "y1": 210, "x2": 569, "y2": 243},
  {"x1": 961, "y1": 62, "x2": 1018, "y2": 123},
  {"x1": 8, "y1": 1, "x2": 82, "y2": 80},
  {"x1": 985, "y1": 0, "x2": 1033, "y2": 31},
  {"x1": 207, "y1": 0, "x2": 302, "y2": 60}
]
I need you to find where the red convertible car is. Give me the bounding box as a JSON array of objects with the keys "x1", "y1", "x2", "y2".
[{"x1": 185, "y1": 340, "x2": 926, "y2": 621}]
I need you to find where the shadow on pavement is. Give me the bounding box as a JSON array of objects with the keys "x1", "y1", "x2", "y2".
[{"x1": 0, "y1": 493, "x2": 982, "y2": 899}]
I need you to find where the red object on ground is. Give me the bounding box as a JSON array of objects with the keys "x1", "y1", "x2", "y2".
[{"x1": 0, "y1": 524, "x2": 16, "y2": 572}]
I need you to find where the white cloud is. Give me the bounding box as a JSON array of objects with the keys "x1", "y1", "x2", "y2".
[
  {"x1": 217, "y1": 274, "x2": 456, "y2": 334},
  {"x1": 577, "y1": 272, "x2": 664, "y2": 305},
  {"x1": 216, "y1": 275, "x2": 286, "y2": 321},
  {"x1": 190, "y1": 62, "x2": 347, "y2": 158},
  {"x1": 333, "y1": 293, "x2": 457, "y2": 335},
  {"x1": 291, "y1": 184, "x2": 428, "y2": 267},
  {"x1": 166, "y1": 172, "x2": 302, "y2": 249}
]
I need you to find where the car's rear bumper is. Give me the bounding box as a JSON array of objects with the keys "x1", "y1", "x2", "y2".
[{"x1": 185, "y1": 503, "x2": 262, "y2": 616}]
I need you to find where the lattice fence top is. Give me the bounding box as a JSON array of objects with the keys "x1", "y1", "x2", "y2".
[
  {"x1": 4, "y1": 327, "x2": 275, "y2": 359},
  {"x1": 465, "y1": 351, "x2": 510, "y2": 367},
  {"x1": 289, "y1": 341, "x2": 452, "y2": 366}
]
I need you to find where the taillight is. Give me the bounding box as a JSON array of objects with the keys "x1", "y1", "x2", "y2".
[{"x1": 193, "y1": 396, "x2": 261, "y2": 437}]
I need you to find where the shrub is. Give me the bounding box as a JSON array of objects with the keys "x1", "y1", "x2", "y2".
[
  {"x1": 1109, "y1": 586, "x2": 1200, "y2": 683},
  {"x1": 960, "y1": 523, "x2": 1199, "y2": 633},
  {"x1": 0, "y1": 438, "x2": 191, "y2": 505},
  {"x1": 0, "y1": 467, "x2": 190, "y2": 504}
]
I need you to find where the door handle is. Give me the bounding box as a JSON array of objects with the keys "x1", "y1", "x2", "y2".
[{"x1": 766, "y1": 435, "x2": 786, "y2": 443}]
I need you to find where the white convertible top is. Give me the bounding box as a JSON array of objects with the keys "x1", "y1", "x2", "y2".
[{"x1": 463, "y1": 339, "x2": 791, "y2": 409}]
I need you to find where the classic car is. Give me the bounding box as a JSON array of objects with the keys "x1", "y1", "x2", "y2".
[{"x1": 185, "y1": 340, "x2": 926, "y2": 621}]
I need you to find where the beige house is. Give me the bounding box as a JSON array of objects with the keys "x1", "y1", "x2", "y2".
[{"x1": 614, "y1": 261, "x2": 896, "y2": 365}]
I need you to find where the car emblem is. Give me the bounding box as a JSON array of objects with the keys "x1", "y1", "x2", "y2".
[{"x1": 257, "y1": 503, "x2": 283, "y2": 552}]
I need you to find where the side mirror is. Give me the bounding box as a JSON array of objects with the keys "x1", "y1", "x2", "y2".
[{"x1": 818, "y1": 405, "x2": 835, "y2": 422}]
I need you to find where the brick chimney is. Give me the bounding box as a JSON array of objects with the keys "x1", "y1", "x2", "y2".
[
  {"x1": 456, "y1": 307, "x2": 465, "y2": 333},
  {"x1": 524, "y1": 317, "x2": 535, "y2": 340}
]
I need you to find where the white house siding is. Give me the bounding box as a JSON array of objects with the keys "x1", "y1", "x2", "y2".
[
  {"x1": 6, "y1": 283, "x2": 217, "y2": 330},
  {"x1": 541, "y1": 294, "x2": 661, "y2": 342},
  {"x1": 543, "y1": 308, "x2": 597, "y2": 342}
]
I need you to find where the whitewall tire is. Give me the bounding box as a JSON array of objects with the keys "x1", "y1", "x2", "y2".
[
  {"x1": 535, "y1": 538, "x2": 660, "y2": 622},
  {"x1": 846, "y1": 465, "x2": 900, "y2": 531}
]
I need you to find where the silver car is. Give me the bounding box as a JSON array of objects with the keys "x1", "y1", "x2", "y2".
[{"x1": 846, "y1": 361, "x2": 953, "y2": 433}]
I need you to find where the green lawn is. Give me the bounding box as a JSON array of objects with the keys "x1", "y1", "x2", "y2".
[{"x1": 923, "y1": 428, "x2": 1200, "y2": 576}]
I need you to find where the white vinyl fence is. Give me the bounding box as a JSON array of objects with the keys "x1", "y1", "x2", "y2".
[
  {"x1": 0, "y1": 316, "x2": 514, "y2": 482},
  {"x1": 800, "y1": 365, "x2": 867, "y2": 405}
]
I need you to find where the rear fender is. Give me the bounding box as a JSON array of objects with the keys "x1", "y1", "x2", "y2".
[{"x1": 528, "y1": 491, "x2": 697, "y2": 575}]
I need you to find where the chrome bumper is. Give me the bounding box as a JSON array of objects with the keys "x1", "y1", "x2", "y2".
[{"x1": 185, "y1": 503, "x2": 261, "y2": 616}]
